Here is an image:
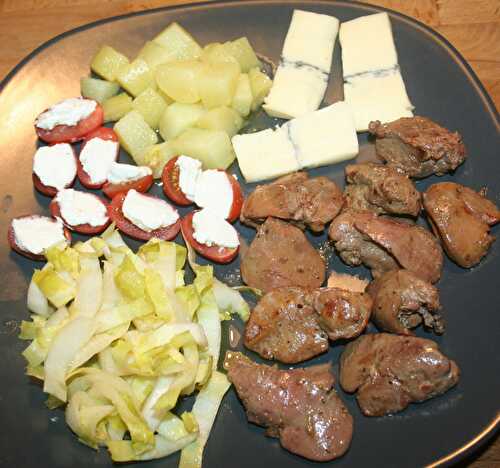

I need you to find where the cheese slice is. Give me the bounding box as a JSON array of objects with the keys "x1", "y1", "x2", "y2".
[
  {"x1": 232, "y1": 126, "x2": 299, "y2": 183},
  {"x1": 263, "y1": 64, "x2": 328, "y2": 119},
  {"x1": 344, "y1": 68, "x2": 414, "y2": 132},
  {"x1": 288, "y1": 101, "x2": 359, "y2": 168},
  {"x1": 263, "y1": 9, "x2": 339, "y2": 119},
  {"x1": 339, "y1": 12, "x2": 398, "y2": 77},
  {"x1": 233, "y1": 101, "x2": 358, "y2": 182},
  {"x1": 282, "y1": 9, "x2": 340, "y2": 73}
]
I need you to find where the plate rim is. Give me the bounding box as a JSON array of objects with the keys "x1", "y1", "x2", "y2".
[{"x1": 0, "y1": 0, "x2": 498, "y2": 466}]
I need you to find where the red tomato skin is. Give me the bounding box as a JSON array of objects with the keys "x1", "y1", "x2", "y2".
[
  {"x1": 102, "y1": 174, "x2": 154, "y2": 199},
  {"x1": 50, "y1": 196, "x2": 110, "y2": 235},
  {"x1": 224, "y1": 172, "x2": 244, "y2": 223},
  {"x1": 82, "y1": 127, "x2": 118, "y2": 143},
  {"x1": 161, "y1": 156, "x2": 244, "y2": 221},
  {"x1": 161, "y1": 156, "x2": 192, "y2": 206},
  {"x1": 108, "y1": 192, "x2": 181, "y2": 241},
  {"x1": 32, "y1": 145, "x2": 78, "y2": 197},
  {"x1": 180, "y1": 211, "x2": 239, "y2": 264},
  {"x1": 35, "y1": 102, "x2": 104, "y2": 144},
  {"x1": 8, "y1": 215, "x2": 72, "y2": 261},
  {"x1": 77, "y1": 128, "x2": 120, "y2": 189}
]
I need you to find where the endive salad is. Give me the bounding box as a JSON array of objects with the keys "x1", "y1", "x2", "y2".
[{"x1": 19, "y1": 224, "x2": 249, "y2": 466}]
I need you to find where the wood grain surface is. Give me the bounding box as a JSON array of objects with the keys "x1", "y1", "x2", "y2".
[{"x1": 0, "y1": 0, "x2": 498, "y2": 466}]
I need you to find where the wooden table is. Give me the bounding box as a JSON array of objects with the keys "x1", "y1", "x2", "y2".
[{"x1": 0, "y1": 0, "x2": 498, "y2": 466}]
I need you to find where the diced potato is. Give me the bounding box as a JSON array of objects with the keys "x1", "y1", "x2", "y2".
[
  {"x1": 138, "y1": 41, "x2": 177, "y2": 70},
  {"x1": 90, "y1": 45, "x2": 129, "y2": 82},
  {"x1": 102, "y1": 93, "x2": 133, "y2": 122},
  {"x1": 153, "y1": 22, "x2": 202, "y2": 61},
  {"x1": 225, "y1": 37, "x2": 261, "y2": 72},
  {"x1": 140, "y1": 142, "x2": 177, "y2": 178},
  {"x1": 132, "y1": 88, "x2": 168, "y2": 129},
  {"x1": 231, "y1": 73, "x2": 253, "y2": 117},
  {"x1": 172, "y1": 128, "x2": 235, "y2": 169},
  {"x1": 156, "y1": 61, "x2": 203, "y2": 104},
  {"x1": 80, "y1": 77, "x2": 119, "y2": 104},
  {"x1": 114, "y1": 110, "x2": 158, "y2": 163},
  {"x1": 249, "y1": 68, "x2": 272, "y2": 111},
  {"x1": 198, "y1": 62, "x2": 240, "y2": 109},
  {"x1": 196, "y1": 106, "x2": 243, "y2": 137},
  {"x1": 202, "y1": 43, "x2": 240, "y2": 69},
  {"x1": 159, "y1": 102, "x2": 206, "y2": 140},
  {"x1": 116, "y1": 59, "x2": 154, "y2": 97}
]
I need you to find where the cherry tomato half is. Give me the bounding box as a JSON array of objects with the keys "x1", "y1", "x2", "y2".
[
  {"x1": 161, "y1": 156, "x2": 192, "y2": 206},
  {"x1": 162, "y1": 156, "x2": 244, "y2": 222},
  {"x1": 8, "y1": 215, "x2": 72, "y2": 261},
  {"x1": 77, "y1": 127, "x2": 119, "y2": 189},
  {"x1": 225, "y1": 173, "x2": 244, "y2": 223},
  {"x1": 32, "y1": 145, "x2": 78, "y2": 197},
  {"x1": 102, "y1": 174, "x2": 154, "y2": 199},
  {"x1": 50, "y1": 195, "x2": 110, "y2": 235},
  {"x1": 108, "y1": 192, "x2": 181, "y2": 241},
  {"x1": 180, "y1": 211, "x2": 239, "y2": 264},
  {"x1": 35, "y1": 102, "x2": 104, "y2": 144}
]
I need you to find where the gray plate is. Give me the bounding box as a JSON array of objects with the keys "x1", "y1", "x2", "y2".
[{"x1": 0, "y1": 1, "x2": 498, "y2": 467}]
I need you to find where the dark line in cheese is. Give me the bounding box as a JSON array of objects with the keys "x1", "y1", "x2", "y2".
[
  {"x1": 279, "y1": 57, "x2": 330, "y2": 78},
  {"x1": 344, "y1": 64, "x2": 401, "y2": 82}
]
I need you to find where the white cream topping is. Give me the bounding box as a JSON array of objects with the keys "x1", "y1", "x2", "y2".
[
  {"x1": 176, "y1": 155, "x2": 202, "y2": 202},
  {"x1": 194, "y1": 170, "x2": 233, "y2": 219},
  {"x1": 33, "y1": 143, "x2": 77, "y2": 190},
  {"x1": 80, "y1": 137, "x2": 119, "y2": 184},
  {"x1": 56, "y1": 189, "x2": 108, "y2": 227},
  {"x1": 122, "y1": 189, "x2": 179, "y2": 232},
  {"x1": 192, "y1": 208, "x2": 239, "y2": 248},
  {"x1": 36, "y1": 98, "x2": 97, "y2": 131},
  {"x1": 12, "y1": 216, "x2": 67, "y2": 255},
  {"x1": 107, "y1": 163, "x2": 152, "y2": 184}
]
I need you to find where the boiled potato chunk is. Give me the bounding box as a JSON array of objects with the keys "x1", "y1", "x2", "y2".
[
  {"x1": 140, "y1": 142, "x2": 177, "y2": 178},
  {"x1": 114, "y1": 110, "x2": 158, "y2": 163},
  {"x1": 138, "y1": 41, "x2": 176, "y2": 70},
  {"x1": 153, "y1": 22, "x2": 202, "y2": 61},
  {"x1": 159, "y1": 102, "x2": 206, "y2": 140},
  {"x1": 202, "y1": 43, "x2": 240, "y2": 69},
  {"x1": 225, "y1": 37, "x2": 261, "y2": 72},
  {"x1": 90, "y1": 45, "x2": 129, "y2": 82},
  {"x1": 156, "y1": 61, "x2": 203, "y2": 104},
  {"x1": 173, "y1": 128, "x2": 235, "y2": 169},
  {"x1": 116, "y1": 59, "x2": 154, "y2": 97},
  {"x1": 196, "y1": 106, "x2": 243, "y2": 137},
  {"x1": 198, "y1": 62, "x2": 240, "y2": 109},
  {"x1": 80, "y1": 77, "x2": 119, "y2": 104},
  {"x1": 231, "y1": 73, "x2": 253, "y2": 117},
  {"x1": 249, "y1": 68, "x2": 272, "y2": 111},
  {"x1": 132, "y1": 88, "x2": 168, "y2": 129},
  {"x1": 102, "y1": 93, "x2": 133, "y2": 122}
]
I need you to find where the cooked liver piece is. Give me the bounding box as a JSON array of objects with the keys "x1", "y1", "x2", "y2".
[
  {"x1": 244, "y1": 287, "x2": 371, "y2": 363},
  {"x1": 423, "y1": 182, "x2": 500, "y2": 268},
  {"x1": 369, "y1": 116, "x2": 466, "y2": 178},
  {"x1": 354, "y1": 214, "x2": 443, "y2": 283},
  {"x1": 328, "y1": 210, "x2": 400, "y2": 278},
  {"x1": 344, "y1": 163, "x2": 421, "y2": 216},
  {"x1": 225, "y1": 352, "x2": 353, "y2": 461},
  {"x1": 339, "y1": 333, "x2": 460, "y2": 416},
  {"x1": 243, "y1": 287, "x2": 329, "y2": 363},
  {"x1": 241, "y1": 217, "x2": 325, "y2": 293},
  {"x1": 310, "y1": 288, "x2": 372, "y2": 341},
  {"x1": 329, "y1": 210, "x2": 443, "y2": 282},
  {"x1": 241, "y1": 172, "x2": 344, "y2": 232},
  {"x1": 367, "y1": 269, "x2": 443, "y2": 335}
]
